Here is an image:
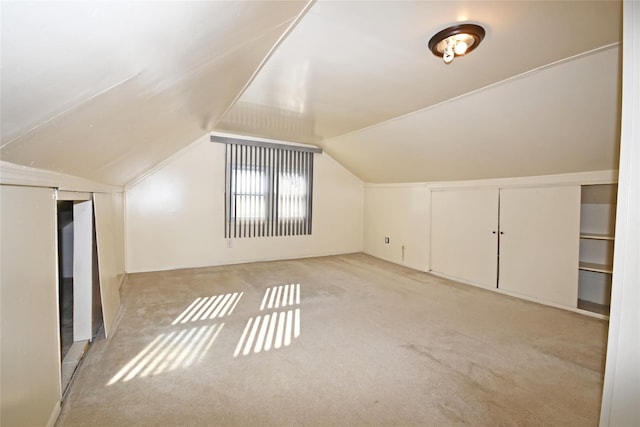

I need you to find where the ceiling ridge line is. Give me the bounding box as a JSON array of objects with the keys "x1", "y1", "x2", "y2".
[
  {"x1": 320, "y1": 42, "x2": 621, "y2": 147},
  {"x1": 212, "y1": 0, "x2": 317, "y2": 132},
  {"x1": 167, "y1": 15, "x2": 310, "y2": 97}
]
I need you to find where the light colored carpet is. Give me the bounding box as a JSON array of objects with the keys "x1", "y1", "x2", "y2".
[{"x1": 56, "y1": 253, "x2": 607, "y2": 426}]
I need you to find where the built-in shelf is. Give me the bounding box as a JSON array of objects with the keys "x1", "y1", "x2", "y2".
[
  {"x1": 577, "y1": 299, "x2": 610, "y2": 316},
  {"x1": 578, "y1": 184, "x2": 616, "y2": 315},
  {"x1": 580, "y1": 233, "x2": 614, "y2": 241},
  {"x1": 579, "y1": 261, "x2": 613, "y2": 274}
]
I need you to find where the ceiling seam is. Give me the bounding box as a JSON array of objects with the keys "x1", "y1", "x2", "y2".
[
  {"x1": 213, "y1": 0, "x2": 317, "y2": 132},
  {"x1": 0, "y1": 72, "x2": 142, "y2": 151},
  {"x1": 319, "y1": 42, "x2": 621, "y2": 147}
]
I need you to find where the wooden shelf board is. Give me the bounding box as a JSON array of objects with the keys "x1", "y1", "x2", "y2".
[
  {"x1": 578, "y1": 299, "x2": 610, "y2": 316},
  {"x1": 579, "y1": 261, "x2": 613, "y2": 274},
  {"x1": 580, "y1": 233, "x2": 614, "y2": 240}
]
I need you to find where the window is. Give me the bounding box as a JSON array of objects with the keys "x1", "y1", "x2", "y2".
[
  {"x1": 231, "y1": 166, "x2": 267, "y2": 221},
  {"x1": 219, "y1": 137, "x2": 319, "y2": 238}
]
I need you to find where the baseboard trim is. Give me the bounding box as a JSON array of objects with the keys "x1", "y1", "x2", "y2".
[
  {"x1": 46, "y1": 400, "x2": 61, "y2": 427},
  {"x1": 118, "y1": 273, "x2": 128, "y2": 289},
  {"x1": 125, "y1": 249, "x2": 364, "y2": 274},
  {"x1": 429, "y1": 270, "x2": 609, "y2": 320}
]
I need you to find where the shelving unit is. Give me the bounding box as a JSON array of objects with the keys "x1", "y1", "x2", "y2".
[
  {"x1": 579, "y1": 261, "x2": 613, "y2": 274},
  {"x1": 577, "y1": 184, "x2": 617, "y2": 316},
  {"x1": 579, "y1": 233, "x2": 614, "y2": 241}
]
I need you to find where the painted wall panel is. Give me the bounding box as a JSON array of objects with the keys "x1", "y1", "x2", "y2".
[
  {"x1": 0, "y1": 185, "x2": 61, "y2": 426},
  {"x1": 430, "y1": 188, "x2": 499, "y2": 289},
  {"x1": 498, "y1": 186, "x2": 581, "y2": 307},
  {"x1": 363, "y1": 185, "x2": 429, "y2": 272},
  {"x1": 125, "y1": 135, "x2": 363, "y2": 272},
  {"x1": 93, "y1": 192, "x2": 125, "y2": 337}
]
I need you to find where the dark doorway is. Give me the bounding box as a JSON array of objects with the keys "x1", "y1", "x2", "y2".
[
  {"x1": 57, "y1": 198, "x2": 103, "y2": 396},
  {"x1": 57, "y1": 201, "x2": 74, "y2": 360}
]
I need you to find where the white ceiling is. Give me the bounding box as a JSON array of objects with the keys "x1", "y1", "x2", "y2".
[
  {"x1": 0, "y1": 1, "x2": 309, "y2": 185},
  {"x1": 0, "y1": 1, "x2": 623, "y2": 186}
]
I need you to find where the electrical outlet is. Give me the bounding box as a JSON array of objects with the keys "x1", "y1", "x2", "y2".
[
  {"x1": 227, "y1": 239, "x2": 233, "y2": 248},
  {"x1": 384, "y1": 237, "x2": 390, "y2": 244}
]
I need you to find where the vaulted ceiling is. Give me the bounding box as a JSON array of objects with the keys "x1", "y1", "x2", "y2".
[{"x1": 1, "y1": 1, "x2": 622, "y2": 186}]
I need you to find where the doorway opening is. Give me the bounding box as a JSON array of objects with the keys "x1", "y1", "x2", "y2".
[
  {"x1": 56, "y1": 197, "x2": 103, "y2": 395},
  {"x1": 57, "y1": 201, "x2": 74, "y2": 360}
]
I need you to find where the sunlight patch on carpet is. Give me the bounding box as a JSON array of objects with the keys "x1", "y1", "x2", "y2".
[
  {"x1": 172, "y1": 292, "x2": 243, "y2": 325},
  {"x1": 235, "y1": 284, "x2": 301, "y2": 357},
  {"x1": 106, "y1": 323, "x2": 224, "y2": 385}
]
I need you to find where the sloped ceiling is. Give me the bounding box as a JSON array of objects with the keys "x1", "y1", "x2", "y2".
[
  {"x1": 1, "y1": 1, "x2": 622, "y2": 186},
  {"x1": 0, "y1": 1, "x2": 310, "y2": 186},
  {"x1": 322, "y1": 46, "x2": 621, "y2": 183}
]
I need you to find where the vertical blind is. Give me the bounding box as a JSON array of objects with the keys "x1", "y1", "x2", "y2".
[{"x1": 222, "y1": 140, "x2": 317, "y2": 238}]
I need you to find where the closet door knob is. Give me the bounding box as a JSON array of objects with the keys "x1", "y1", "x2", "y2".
[
  {"x1": 500, "y1": 231, "x2": 504, "y2": 235},
  {"x1": 492, "y1": 231, "x2": 497, "y2": 234}
]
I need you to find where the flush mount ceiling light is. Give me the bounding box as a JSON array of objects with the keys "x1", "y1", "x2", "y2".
[{"x1": 428, "y1": 23, "x2": 485, "y2": 64}]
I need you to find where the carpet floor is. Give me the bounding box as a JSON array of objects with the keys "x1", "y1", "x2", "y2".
[{"x1": 56, "y1": 253, "x2": 607, "y2": 426}]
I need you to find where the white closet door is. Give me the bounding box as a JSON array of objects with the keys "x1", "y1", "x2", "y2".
[
  {"x1": 73, "y1": 200, "x2": 94, "y2": 341},
  {"x1": 498, "y1": 186, "x2": 580, "y2": 307},
  {"x1": 430, "y1": 188, "x2": 499, "y2": 289}
]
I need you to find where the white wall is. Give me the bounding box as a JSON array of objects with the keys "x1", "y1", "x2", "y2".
[
  {"x1": 363, "y1": 184, "x2": 430, "y2": 272},
  {"x1": 364, "y1": 171, "x2": 617, "y2": 274},
  {"x1": 1, "y1": 185, "x2": 61, "y2": 427},
  {"x1": 125, "y1": 135, "x2": 363, "y2": 272}
]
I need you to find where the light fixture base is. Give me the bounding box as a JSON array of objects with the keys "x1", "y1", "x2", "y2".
[{"x1": 428, "y1": 23, "x2": 485, "y2": 64}]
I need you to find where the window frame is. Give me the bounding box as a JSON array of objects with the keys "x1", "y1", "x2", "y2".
[
  {"x1": 229, "y1": 164, "x2": 270, "y2": 223},
  {"x1": 219, "y1": 137, "x2": 319, "y2": 239}
]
